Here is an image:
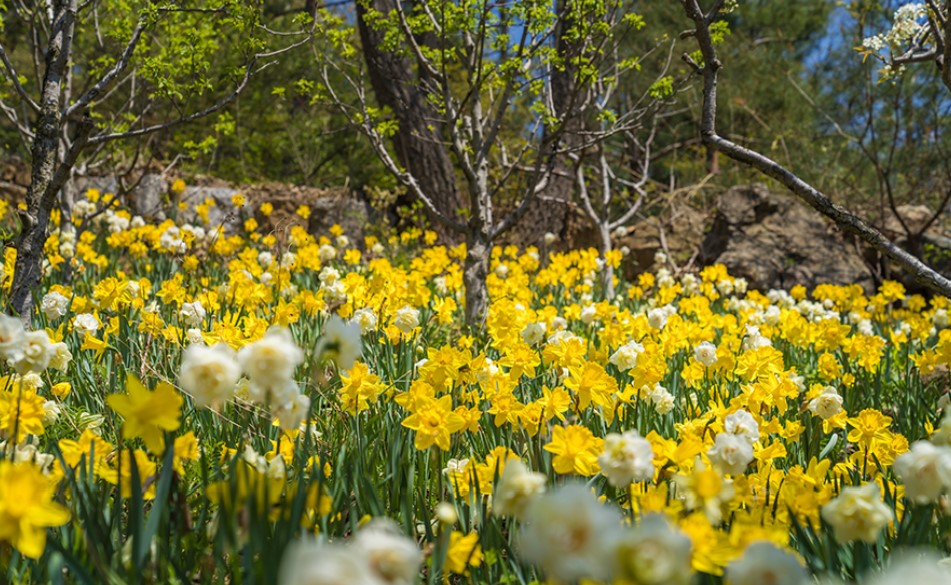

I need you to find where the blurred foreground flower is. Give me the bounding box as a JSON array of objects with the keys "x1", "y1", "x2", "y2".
[
  {"x1": 106, "y1": 375, "x2": 183, "y2": 453},
  {"x1": 0, "y1": 460, "x2": 70, "y2": 559}
]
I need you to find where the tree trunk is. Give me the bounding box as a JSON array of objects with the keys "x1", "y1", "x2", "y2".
[
  {"x1": 9, "y1": 1, "x2": 78, "y2": 323},
  {"x1": 10, "y1": 136, "x2": 60, "y2": 322},
  {"x1": 463, "y1": 229, "x2": 490, "y2": 329},
  {"x1": 356, "y1": 0, "x2": 463, "y2": 241},
  {"x1": 507, "y1": 0, "x2": 583, "y2": 248},
  {"x1": 598, "y1": 226, "x2": 615, "y2": 300}
]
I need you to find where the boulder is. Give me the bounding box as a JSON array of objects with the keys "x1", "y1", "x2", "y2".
[
  {"x1": 73, "y1": 176, "x2": 118, "y2": 198},
  {"x1": 161, "y1": 179, "x2": 369, "y2": 240},
  {"x1": 0, "y1": 158, "x2": 29, "y2": 203},
  {"x1": 179, "y1": 182, "x2": 244, "y2": 230},
  {"x1": 883, "y1": 204, "x2": 936, "y2": 237},
  {"x1": 876, "y1": 204, "x2": 951, "y2": 293},
  {"x1": 700, "y1": 184, "x2": 875, "y2": 292},
  {"x1": 130, "y1": 173, "x2": 168, "y2": 219},
  {"x1": 243, "y1": 182, "x2": 370, "y2": 243},
  {"x1": 616, "y1": 205, "x2": 708, "y2": 278}
]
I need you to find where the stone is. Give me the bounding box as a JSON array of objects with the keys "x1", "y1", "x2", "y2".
[
  {"x1": 179, "y1": 184, "x2": 243, "y2": 230},
  {"x1": 883, "y1": 205, "x2": 936, "y2": 237},
  {"x1": 700, "y1": 184, "x2": 875, "y2": 292},
  {"x1": 130, "y1": 174, "x2": 168, "y2": 219}
]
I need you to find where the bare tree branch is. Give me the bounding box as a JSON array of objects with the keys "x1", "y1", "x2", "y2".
[
  {"x1": 0, "y1": 42, "x2": 41, "y2": 112},
  {"x1": 65, "y1": 22, "x2": 145, "y2": 117},
  {"x1": 681, "y1": 0, "x2": 951, "y2": 297}
]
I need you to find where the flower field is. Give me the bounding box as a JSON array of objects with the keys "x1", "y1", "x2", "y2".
[{"x1": 3, "y1": 192, "x2": 951, "y2": 584}]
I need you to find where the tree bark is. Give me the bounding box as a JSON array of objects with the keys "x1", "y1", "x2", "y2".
[
  {"x1": 513, "y1": 0, "x2": 583, "y2": 247},
  {"x1": 463, "y1": 228, "x2": 490, "y2": 329},
  {"x1": 356, "y1": 0, "x2": 463, "y2": 241},
  {"x1": 9, "y1": 0, "x2": 78, "y2": 323},
  {"x1": 598, "y1": 226, "x2": 615, "y2": 299}
]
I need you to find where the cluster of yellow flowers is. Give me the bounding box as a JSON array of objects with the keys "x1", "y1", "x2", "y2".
[{"x1": 1, "y1": 189, "x2": 951, "y2": 584}]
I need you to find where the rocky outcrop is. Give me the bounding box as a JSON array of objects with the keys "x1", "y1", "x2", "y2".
[
  {"x1": 699, "y1": 184, "x2": 875, "y2": 292},
  {"x1": 1, "y1": 159, "x2": 372, "y2": 244},
  {"x1": 876, "y1": 204, "x2": 951, "y2": 293},
  {"x1": 615, "y1": 205, "x2": 709, "y2": 278},
  {"x1": 1, "y1": 158, "x2": 29, "y2": 202},
  {"x1": 131, "y1": 174, "x2": 168, "y2": 218},
  {"x1": 170, "y1": 178, "x2": 370, "y2": 242}
]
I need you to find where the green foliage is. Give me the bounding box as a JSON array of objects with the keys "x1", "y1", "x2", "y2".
[{"x1": 648, "y1": 76, "x2": 674, "y2": 100}]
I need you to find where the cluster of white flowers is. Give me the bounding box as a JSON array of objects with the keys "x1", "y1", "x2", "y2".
[
  {"x1": 863, "y1": 3, "x2": 927, "y2": 55},
  {"x1": 350, "y1": 307, "x2": 379, "y2": 334},
  {"x1": 680, "y1": 273, "x2": 700, "y2": 295},
  {"x1": 741, "y1": 324, "x2": 772, "y2": 350},
  {"x1": 158, "y1": 225, "x2": 188, "y2": 253},
  {"x1": 393, "y1": 306, "x2": 420, "y2": 334},
  {"x1": 71, "y1": 312, "x2": 100, "y2": 337},
  {"x1": 316, "y1": 315, "x2": 362, "y2": 371},
  {"x1": 655, "y1": 267, "x2": 676, "y2": 289},
  {"x1": 178, "y1": 325, "x2": 314, "y2": 429},
  {"x1": 726, "y1": 542, "x2": 808, "y2": 585},
  {"x1": 580, "y1": 304, "x2": 598, "y2": 325},
  {"x1": 708, "y1": 410, "x2": 759, "y2": 476},
  {"x1": 280, "y1": 251, "x2": 296, "y2": 269},
  {"x1": 647, "y1": 304, "x2": 676, "y2": 330},
  {"x1": 935, "y1": 308, "x2": 949, "y2": 329},
  {"x1": 179, "y1": 343, "x2": 242, "y2": 409},
  {"x1": 103, "y1": 209, "x2": 130, "y2": 234},
  {"x1": 72, "y1": 198, "x2": 96, "y2": 218},
  {"x1": 182, "y1": 224, "x2": 208, "y2": 242},
  {"x1": 319, "y1": 266, "x2": 346, "y2": 304},
  {"x1": 0, "y1": 437, "x2": 56, "y2": 475},
  {"x1": 598, "y1": 429, "x2": 655, "y2": 487},
  {"x1": 492, "y1": 459, "x2": 547, "y2": 518},
  {"x1": 766, "y1": 289, "x2": 796, "y2": 308},
  {"x1": 0, "y1": 314, "x2": 71, "y2": 376},
  {"x1": 892, "y1": 440, "x2": 951, "y2": 504},
  {"x1": 646, "y1": 383, "x2": 675, "y2": 415},
  {"x1": 795, "y1": 298, "x2": 841, "y2": 323},
  {"x1": 609, "y1": 340, "x2": 645, "y2": 371},
  {"x1": 520, "y1": 321, "x2": 547, "y2": 346},
  {"x1": 58, "y1": 227, "x2": 76, "y2": 259},
  {"x1": 280, "y1": 520, "x2": 422, "y2": 585},
  {"x1": 318, "y1": 244, "x2": 337, "y2": 262},
  {"x1": 179, "y1": 300, "x2": 206, "y2": 327},
  {"x1": 519, "y1": 484, "x2": 693, "y2": 585},
  {"x1": 40, "y1": 291, "x2": 70, "y2": 321},
  {"x1": 716, "y1": 278, "x2": 735, "y2": 296},
  {"x1": 821, "y1": 482, "x2": 893, "y2": 544},
  {"x1": 180, "y1": 315, "x2": 361, "y2": 422},
  {"x1": 753, "y1": 289, "x2": 866, "y2": 330},
  {"x1": 808, "y1": 386, "x2": 844, "y2": 420},
  {"x1": 694, "y1": 341, "x2": 718, "y2": 367},
  {"x1": 0, "y1": 314, "x2": 71, "y2": 468},
  {"x1": 237, "y1": 326, "x2": 309, "y2": 428}
]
